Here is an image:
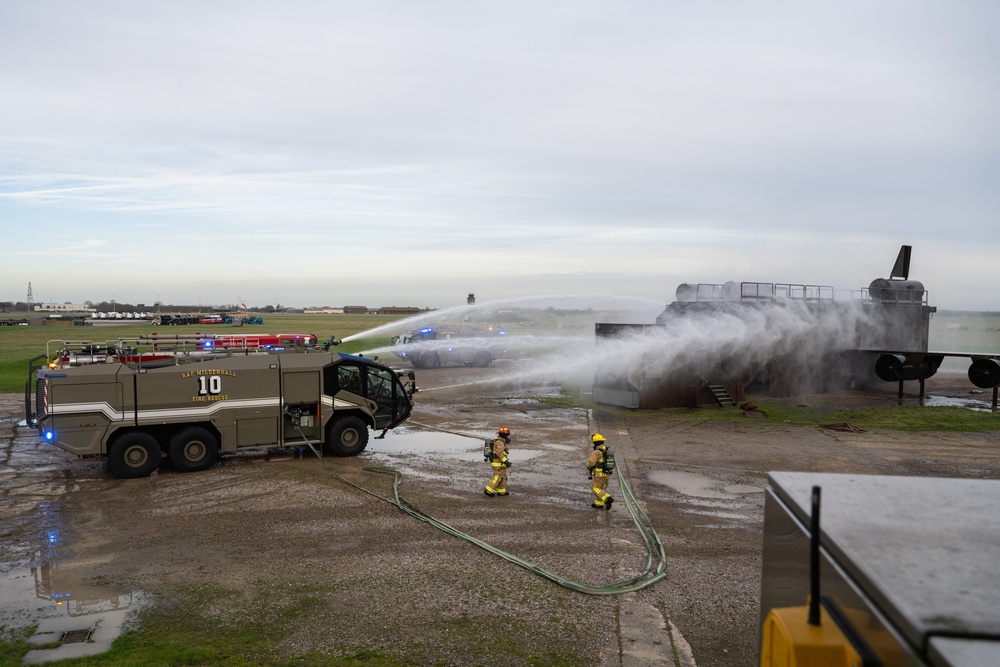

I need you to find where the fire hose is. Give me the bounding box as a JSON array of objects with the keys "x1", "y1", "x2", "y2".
[{"x1": 297, "y1": 427, "x2": 667, "y2": 596}]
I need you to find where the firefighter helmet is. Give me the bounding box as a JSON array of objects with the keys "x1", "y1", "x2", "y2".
[
  {"x1": 498, "y1": 426, "x2": 510, "y2": 437},
  {"x1": 591, "y1": 433, "x2": 606, "y2": 447}
]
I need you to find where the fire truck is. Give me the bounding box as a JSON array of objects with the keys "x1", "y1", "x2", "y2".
[
  {"x1": 390, "y1": 326, "x2": 507, "y2": 368},
  {"x1": 25, "y1": 340, "x2": 417, "y2": 478},
  {"x1": 48, "y1": 333, "x2": 331, "y2": 368}
]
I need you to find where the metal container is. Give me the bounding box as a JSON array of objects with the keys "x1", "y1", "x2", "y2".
[{"x1": 761, "y1": 472, "x2": 1000, "y2": 666}]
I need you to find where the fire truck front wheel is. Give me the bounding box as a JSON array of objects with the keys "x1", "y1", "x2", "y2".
[
  {"x1": 169, "y1": 426, "x2": 219, "y2": 473},
  {"x1": 108, "y1": 432, "x2": 162, "y2": 478},
  {"x1": 325, "y1": 416, "x2": 370, "y2": 457}
]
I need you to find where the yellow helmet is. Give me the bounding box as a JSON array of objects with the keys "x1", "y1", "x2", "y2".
[
  {"x1": 498, "y1": 426, "x2": 510, "y2": 436},
  {"x1": 591, "y1": 433, "x2": 606, "y2": 445}
]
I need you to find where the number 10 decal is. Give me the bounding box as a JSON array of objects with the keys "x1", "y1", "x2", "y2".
[{"x1": 198, "y1": 375, "x2": 223, "y2": 395}]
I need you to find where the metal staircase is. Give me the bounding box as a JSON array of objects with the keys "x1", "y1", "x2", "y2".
[{"x1": 708, "y1": 385, "x2": 736, "y2": 407}]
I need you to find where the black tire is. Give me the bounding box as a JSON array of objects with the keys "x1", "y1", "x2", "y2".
[
  {"x1": 168, "y1": 426, "x2": 219, "y2": 473},
  {"x1": 108, "y1": 431, "x2": 162, "y2": 478},
  {"x1": 423, "y1": 352, "x2": 440, "y2": 369},
  {"x1": 474, "y1": 351, "x2": 492, "y2": 368},
  {"x1": 325, "y1": 416, "x2": 370, "y2": 457}
]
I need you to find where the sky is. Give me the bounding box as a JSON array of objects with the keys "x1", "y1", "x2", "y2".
[{"x1": 2, "y1": 1, "x2": 998, "y2": 312}]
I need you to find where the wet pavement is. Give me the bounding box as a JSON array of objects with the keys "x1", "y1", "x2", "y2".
[
  {"x1": 3, "y1": 368, "x2": 1000, "y2": 666},
  {"x1": 0, "y1": 397, "x2": 146, "y2": 663}
]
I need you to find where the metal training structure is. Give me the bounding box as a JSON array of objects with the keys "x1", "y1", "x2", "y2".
[{"x1": 594, "y1": 246, "x2": 1000, "y2": 409}]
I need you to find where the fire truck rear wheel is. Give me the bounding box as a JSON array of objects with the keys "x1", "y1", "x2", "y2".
[
  {"x1": 325, "y1": 416, "x2": 370, "y2": 456},
  {"x1": 169, "y1": 426, "x2": 219, "y2": 473},
  {"x1": 108, "y1": 432, "x2": 162, "y2": 478},
  {"x1": 474, "y1": 351, "x2": 492, "y2": 367}
]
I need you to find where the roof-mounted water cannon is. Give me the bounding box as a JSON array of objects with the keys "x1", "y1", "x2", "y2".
[
  {"x1": 321, "y1": 336, "x2": 342, "y2": 351},
  {"x1": 400, "y1": 370, "x2": 418, "y2": 396}
]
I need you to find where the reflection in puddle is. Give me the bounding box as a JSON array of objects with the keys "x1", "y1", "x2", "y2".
[
  {"x1": 648, "y1": 471, "x2": 762, "y2": 527},
  {"x1": 648, "y1": 470, "x2": 761, "y2": 499},
  {"x1": 366, "y1": 427, "x2": 544, "y2": 464},
  {"x1": 0, "y1": 502, "x2": 144, "y2": 663},
  {"x1": 543, "y1": 444, "x2": 578, "y2": 452},
  {"x1": 924, "y1": 394, "x2": 996, "y2": 411},
  {"x1": 682, "y1": 509, "x2": 752, "y2": 520}
]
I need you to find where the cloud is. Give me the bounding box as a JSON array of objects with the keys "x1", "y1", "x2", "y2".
[{"x1": 0, "y1": 1, "x2": 997, "y2": 311}]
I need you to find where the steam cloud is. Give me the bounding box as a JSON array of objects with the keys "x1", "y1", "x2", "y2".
[{"x1": 353, "y1": 294, "x2": 885, "y2": 397}]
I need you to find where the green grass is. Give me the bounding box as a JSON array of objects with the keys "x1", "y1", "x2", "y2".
[
  {"x1": 0, "y1": 582, "x2": 584, "y2": 666},
  {"x1": 700, "y1": 400, "x2": 1000, "y2": 431},
  {"x1": 0, "y1": 624, "x2": 428, "y2": 667},
  {"x1": 0, "y1": 314, "x2": 411, "y2": 394},
  {"x1": 542, "y1": 391, "x2": 1000, "y2": 432}
]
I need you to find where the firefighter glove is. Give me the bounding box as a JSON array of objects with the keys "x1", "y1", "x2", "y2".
[{"x1": 503, "y1": 460, "x2": 511, "y2": 468}]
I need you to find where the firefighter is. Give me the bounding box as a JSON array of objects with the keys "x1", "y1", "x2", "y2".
[
  {"x1": 484, "y1": 426, "x2": 511, "y2": 497},
  {"x1": 586, "y1": 433, "x2": 614, "y2": 510}
]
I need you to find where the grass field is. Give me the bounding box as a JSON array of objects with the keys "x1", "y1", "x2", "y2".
[
  {"x1": 0, "y1": 313, "x2": 411, "y2": 394},
  {"x1": 5, "y1": 309, "x2": 999, "y2": 432}
]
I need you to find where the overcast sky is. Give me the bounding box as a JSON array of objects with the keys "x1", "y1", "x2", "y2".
[{"x1": 2, "y1": 1, "x2": 997, "y2": 311}]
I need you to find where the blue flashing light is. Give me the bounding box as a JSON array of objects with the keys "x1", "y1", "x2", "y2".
[
  {"x1": 44, "y1": 431, "x2": 54, "y2": 441},
  {"x1": 419, "y1": 327, "x2": 434, "y2": 333},
  {"x1": 204, "y1": 340, "x2": 214, "y2": 349}
]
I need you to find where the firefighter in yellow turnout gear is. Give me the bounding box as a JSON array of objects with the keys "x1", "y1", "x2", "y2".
[
  {"x1": 484, "y1": 427, "x2": 511, "y2": 497},
  {"x1": 586, "y1": 434, "x2": 614, "y2": 510}
]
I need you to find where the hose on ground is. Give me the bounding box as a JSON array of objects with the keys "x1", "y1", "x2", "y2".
[{"x1": 299, "y1": 433, "x2": 666, "y2": 596}]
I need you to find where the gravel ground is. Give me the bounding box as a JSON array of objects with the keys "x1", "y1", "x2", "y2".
[{"x1": 2, "y1": 367, "x2": 999, "y2": 666}]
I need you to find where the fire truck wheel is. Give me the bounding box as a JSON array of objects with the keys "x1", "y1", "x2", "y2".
[
  {"x1": 325, "y1": 416, "x2": 370, "y2": 457},
  {"x1": 474, "y1": 351, "x2": 492, "y2": 368},
  {"x1": 422, "y1": 352, "x2": 440, "y2": 369},
  {"x1": 169, "y1": 426, "x2": 219, "y2": 473},
  {"x1": 108, "y1": 432, "x2": 162, "y2": 478}
]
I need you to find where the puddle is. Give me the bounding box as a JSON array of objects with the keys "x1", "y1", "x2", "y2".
[
  {"x1": 0, "y1": 465, "x2": 66, "y2": 475},
  {"x1": 924, "y1": 394, "x2": 997, "y2": 411},
  {"x1": 648, "y1": 470, "x2": 761, "y2": 499},
  {"x1": 0, "y1": 503, "x2": 145, "y2": 663},
  {"x1": 682, "y1": 509, "x2": 753, "y2": 520},
  {"x1": 367, "y1": 427, "x2": 545, "y2": 464}
]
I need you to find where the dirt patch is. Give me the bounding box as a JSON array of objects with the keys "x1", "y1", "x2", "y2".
[{"x1": 2, "y1": 369, "x2": 999, "y2": 666}]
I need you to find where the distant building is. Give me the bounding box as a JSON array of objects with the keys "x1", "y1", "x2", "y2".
[
  {"x1": 304, "y1": 307, "x2": 345, "y2": 314},
  {"x1": 343, "y1": 305, "x2": 370, "y2": 315},
  {"x1": 34, "y1": 303, "x2": 94, "y2": 313},
  {"x1": 378, "y1": 306, "x2": 427, "y2": 315}
]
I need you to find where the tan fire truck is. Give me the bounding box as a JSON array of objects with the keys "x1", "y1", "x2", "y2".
[{"x1": 25, "y1": 339, "x2": 417, "y2": 478}]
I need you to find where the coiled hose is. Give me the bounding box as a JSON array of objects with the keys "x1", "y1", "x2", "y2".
[{"x1": 301, "y1": 436, "x2": 667, "y2": 596}]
